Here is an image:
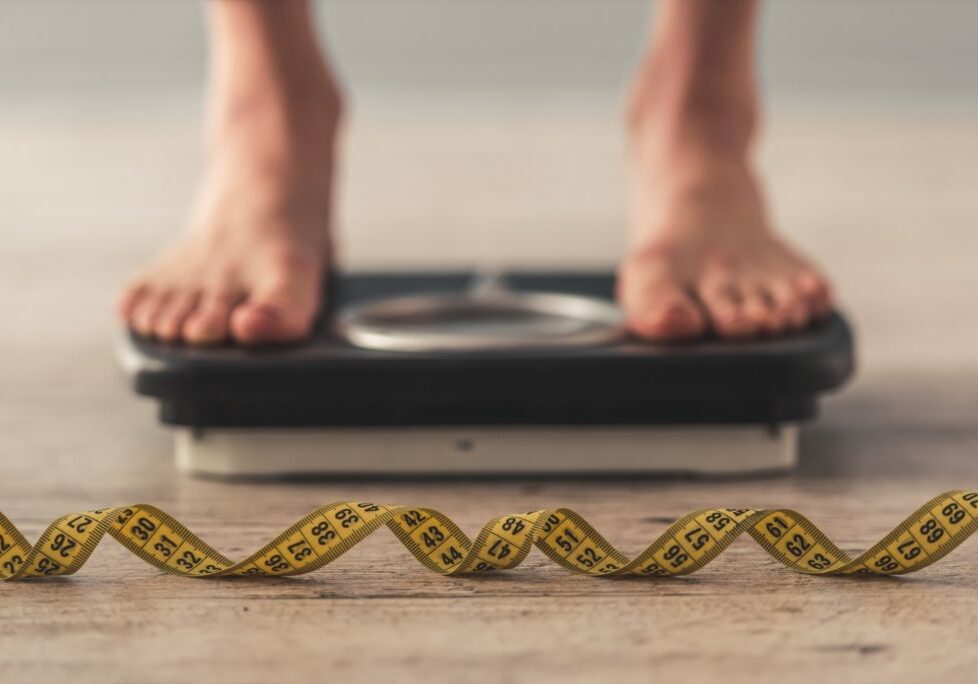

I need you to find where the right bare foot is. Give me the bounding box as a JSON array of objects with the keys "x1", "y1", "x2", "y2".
[
  {"x1": 118, "y1": 4, "x2": 341, "y2": 346},
  {"x1": 617, "y1": 6, "x2": 832, "y2": 343},
  {"x1": 618, "y1": 118, "x2": 832, "y2": 342}
]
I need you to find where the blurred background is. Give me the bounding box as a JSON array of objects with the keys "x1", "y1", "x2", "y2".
[
  {"x1": 1, "y1": 0, "x2": 977, "y2": 384},
  {"x1": 5, "y1": 0, "x2": 978, "y2": 97}
]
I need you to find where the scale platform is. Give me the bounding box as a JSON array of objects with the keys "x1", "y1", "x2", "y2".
[{"x1": 119, "y1": 271, "x2": 855, "y2": 477}]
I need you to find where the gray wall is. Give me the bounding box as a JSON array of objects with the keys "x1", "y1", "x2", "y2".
[{"x1": 1, "y1": 0, "x2": 976, "y2": 102}]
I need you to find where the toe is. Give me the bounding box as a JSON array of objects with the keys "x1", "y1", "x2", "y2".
[
  {"x1": 699, "y1": 281, "x2": 758, "y2": 338},
  {"x1": 794, "y1": 270, "x2": 832, "y2": 318},
  {"x1": 766, "y1": 277, "x2": 810, "y2": 330},
  {"x1": 229, "y1": 279, "x2": 320, "y2": 346},
  {"x1": 230, "y1": 304, "x2": 311, "y2": 345},
  {"x1": 628, "y1": 293, "x2": 705, "y2": 341},
  {"x1": 153, "y1": 290, "x2": 200, "y2": 342},
  {"x1": 618, "y1": 258, "x2": 706, "y2": 341},
  {"x1": 117, "y1": 281, "x2": 149, "y2": 321},
  {"x1": 182, "y1": 290, "x2": 238, "y2": 345},
  {"x1": 740, "y1": 285, "x2": 783, "y2": 335},
  {"x1": 130, "y1": 290, "x2": 170, "y2": 338}
]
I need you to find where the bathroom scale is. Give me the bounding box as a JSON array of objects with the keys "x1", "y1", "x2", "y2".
[{"x1": 118, "y1": 270, "x2": 855, "y2": 476}]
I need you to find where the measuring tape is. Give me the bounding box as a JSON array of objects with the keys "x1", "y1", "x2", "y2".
[{"x1": 2, "y1": 490, "x2": 977, "y2": 580}]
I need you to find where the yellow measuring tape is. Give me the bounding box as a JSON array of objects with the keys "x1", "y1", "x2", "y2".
[{"x1": 2, "y1": 490, "x2": 977, "y2": 580}]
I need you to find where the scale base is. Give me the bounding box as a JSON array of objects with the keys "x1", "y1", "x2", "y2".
[{"x1": 175, "y1": 424, "x2": 798, "y2": 477}]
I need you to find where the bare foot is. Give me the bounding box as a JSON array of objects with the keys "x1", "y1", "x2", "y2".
[
  {"x1": 618, "y1": 104, "x2": 832, "y2": 342},
  {"x1": 118, "y1": 26, "x2": 340, "y2": 345}
]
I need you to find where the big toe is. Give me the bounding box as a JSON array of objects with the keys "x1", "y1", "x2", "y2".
[
  {"x1": 229, "y1": 303, "x2": 312, "y2": 345},
  {"x1": 229, "y1": 282, "x2": 320, "y2": 346},
  {"x1": 631, "y1": 296, "x2": 705, "y2": 341},
  {"x1": 619, "y1": 260, "x2": 706, "y2": 341}
]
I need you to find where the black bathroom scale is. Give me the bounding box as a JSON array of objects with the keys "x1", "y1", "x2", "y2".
[{"x1": 119, "y1": 271, "x2": 854, "y2": 476}]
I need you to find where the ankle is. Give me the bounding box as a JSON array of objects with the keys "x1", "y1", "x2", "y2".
[
  {"x1": 204, "y1": 62, "x2": 344, "y2": 164},
  {"x1": 211, "y1": 55, "x2": 343, "y2": 121},
  {"x1": 626, "y1": 56, "x2": 757, "y2": 159},
  {"x1": 207, "y1": 11, "x2": 344, "y2": 144}
]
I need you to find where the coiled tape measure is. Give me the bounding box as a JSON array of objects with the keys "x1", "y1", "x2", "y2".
[{"x1": 2, "y1": 491, "x2": 977, "y2": 580}]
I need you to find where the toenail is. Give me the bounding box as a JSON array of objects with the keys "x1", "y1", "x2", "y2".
[
  {"x1": 189, "y1": 322, "x2": 220, "y2": 339},
  {"x1": 659, "y1": 301, "x2": 693, "y2": 320},
  {"x1": 719, "y1": 309, "x2": 742, "y2": 324},
  {"x1": 797, "y1": 271, "x2": 820, "y2": 287},
  {"x1": 185, "y1": 328, "x2": 222, "y2": 344}
]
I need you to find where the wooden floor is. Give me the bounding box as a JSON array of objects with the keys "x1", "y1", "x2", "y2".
[{"x1": 2, "y1": 99, "x2": 978, "y2": 684}]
